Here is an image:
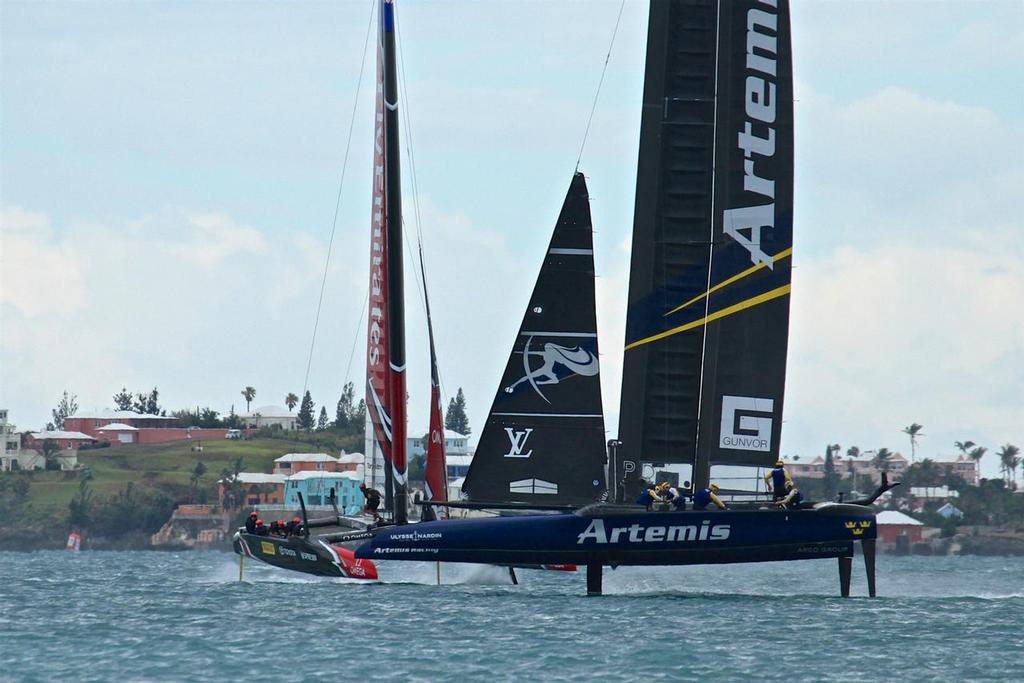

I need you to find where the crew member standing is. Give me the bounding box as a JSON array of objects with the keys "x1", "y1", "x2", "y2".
[
  {"x1": 360, "y1": 483, "x2": 383, "y2": 521},
  {"x1": 692, "y1": 483, "x2": 728, "y2": 510},
  {"x1": 245, "y1": 511, "x2": 258, "y2": 534},
  {"x1": 764, "y1": 458, "x2": 794, "y2": 502}
]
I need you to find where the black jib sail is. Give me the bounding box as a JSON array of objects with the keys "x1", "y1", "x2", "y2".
[
  {"x1": 462, "y1": 173, "x2": 607, "y2": 506},
  {"x1": 617, "y1": 0, "x2": 794, "y2": 493}
]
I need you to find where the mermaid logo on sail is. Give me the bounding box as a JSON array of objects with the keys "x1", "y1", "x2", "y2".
[
  {"x1": 723, "y1": 0, "x2": 781, "y2": 269},
  {"x1": 505, "y1": 336, "x2": 599, "y2": 403}
]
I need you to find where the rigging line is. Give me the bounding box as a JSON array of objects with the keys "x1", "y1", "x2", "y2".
[
  {"x1": 394, "y1": 6, "x2": 452, "y2": 409},
  {"x1": 302, "y1": 0, "x2": 376, "y2": 396},
  {"x1": 692, "y1": 0, "x2": 725, "y2": 482},
  {"x1": 575, "y1": 0, "x2": 627, "y2": 173},
  {"x1": 343, "y1": 289, "x2": 370, "y2": 388},
  {"x1": 393, "y1": 6, "x2": 428, "y2": 321},
  {"x1": 393, "y1": 3, "x2": 426, "y2": 250}
]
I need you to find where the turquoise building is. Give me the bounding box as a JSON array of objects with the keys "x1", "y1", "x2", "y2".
[{"x1": 284, "y1": 471, "x2": 364, "y2": 515}]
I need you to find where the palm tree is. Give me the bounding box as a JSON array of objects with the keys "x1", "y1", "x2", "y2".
[
  {"x1": 968, "y1": 446, "x2": 987, "y2": 485},
  {"x1": 918, "y1": 458, "x2": 940, "y2": 498},
  {"x1": 846, "y1": 446, "x2": 860, "y2": 459},
  {"x1": 872, "y1": 448, "x2": 893, "y2": 474},
  {"x1": 954, "y1": 440, "x2": 976, "y2": 458},
  {"x1": 997, "y1": 444, "x2": 1021, "y2": 489},
  {"x1": 241, "y1": 386, "x2": 256, "y2": 413},
  {"x1": 285, "y1": 392, "x2": 299, "y2": 412},
  {"x1": 902, "y1": 423, "x2": 924, "y2": 463}
]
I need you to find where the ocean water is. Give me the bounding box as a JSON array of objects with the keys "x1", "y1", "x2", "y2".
[{"x1": 1, "y1": 551, "x2": 1022, "y2": 682}]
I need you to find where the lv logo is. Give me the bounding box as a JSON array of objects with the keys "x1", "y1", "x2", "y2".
[{"x1": 503, "y1": 428, "x2": 534, "y2": 458}]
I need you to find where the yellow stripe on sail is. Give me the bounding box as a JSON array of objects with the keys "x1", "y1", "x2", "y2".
[
  {"x1": 625, "y1": 284, "x2": 791, "y2": 351},
  {"x1": 663, "y1": 247, "x2": 793, "y2": 317}
]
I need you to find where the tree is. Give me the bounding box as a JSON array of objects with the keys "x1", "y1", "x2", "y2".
[
  {"x1": 51, "y1": 390, "x2": 79, "y2": 430},
  {"x1": 918, "y1": 458, "x2": 939, "y2": 488},
  {"x1": 997, "y1": 444, "x2": 1021, "y2": 489},
  {"x1": 241, "y1": 386, "x2": 256, "y2": 413},
  {"x1": 354, "y1": 399, "x2": 366, "y2": 426},
  {"x1": 68, "y1": 479, "x2": 94, "y2": 528},
  {"x1": 823, "y1": 444, "x2": 839, "y2": 501},
  {"x1": 297, "y1": 391, "x2": 315, "y2": 431},
  {"x1": 954, "y1": 440, "x2": 976, "y2": 458},
  {"x1": 42, "y1": 439, "x2": 62, "y2": 470},
  {"x1": 113, "y1": 387, "x2": 134, "y2": 411},
  {"x1": 335, "y1": 382, "x2": 356, "y2": 430},
  {"x1": 445, "y1": 387, "x2": 470, "y2": 436},
  {"x1": 872, "y1": 448, "x2": 893, "y2": 473},
  {"x1": 190, "y1": 460, "x2": 207, "y2": 502},
  {"x1": 317, "y1": 407, "x2": 329, "y2": 431},
  {"x1": 145, "y1": 387, "x2": 160, "y2": 415},
  {"x1": 902, "y1": 423, "x2": 924, "y2": 464},
  {"x1": 285, "y1": 393, "x2": 299, "y2": 412},
  {"x1": 969, "y1": 446, "x2": 987, "y2": 484},
  {"x1": 219, "y1": 456, "x2": 245, "y2": 510}
]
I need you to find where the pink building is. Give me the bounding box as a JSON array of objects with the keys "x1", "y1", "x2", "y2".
[
  {"x1": 272, "y1": 453, "x2": 341, "y2": 475},
  {"x1": 63, "y1": 411, "x2": 246, "y2": 447}
]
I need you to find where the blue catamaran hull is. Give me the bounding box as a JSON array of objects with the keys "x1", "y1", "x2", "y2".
[{"x1": 355, "y1": 504, "x2": 874, "y2": 569}]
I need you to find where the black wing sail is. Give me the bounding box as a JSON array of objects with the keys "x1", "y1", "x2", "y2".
[
  {"x1": 462, "y1": 173, "x2": 607, "y2": 506},
  {"x1": 618, "y1": 0, "x2": 794, "y2": 491}
]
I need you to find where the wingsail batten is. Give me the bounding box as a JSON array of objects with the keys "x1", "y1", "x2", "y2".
[
  {"x1": 462, "y1": 173, "x2": 607, "y2": 506},
  {"x1": 617, "y1": 0, "x2": 794, "y2": 492}
]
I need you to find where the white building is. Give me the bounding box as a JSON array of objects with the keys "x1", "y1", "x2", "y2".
[
  {"x1": 406, "y1": 429, "x2": 470, "y2": 459},
  {"x1": 243, "y1": 406, "x2": 298, "y2": 431},
  {"x1": 2, "y1": 409, "x2": 18, "y2": 469}
]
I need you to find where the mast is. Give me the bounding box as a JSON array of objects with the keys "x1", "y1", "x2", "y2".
[
  {"x1": 618, "y1": 0, "x2": 794, "y2": 492},
  {"x1": 366, "y1": 0, "x2": 408, "y2": 524},
  {"x1": 419, "y1": 245, "x2": 448, "y2": 521}
]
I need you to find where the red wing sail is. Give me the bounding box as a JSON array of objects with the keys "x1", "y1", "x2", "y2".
[
  {"x1": 424, "y1": 316, "x2": 448, "y2": 518},
  {"x1": 366, "y1": 0, "x2": 407, "y2": 523}
]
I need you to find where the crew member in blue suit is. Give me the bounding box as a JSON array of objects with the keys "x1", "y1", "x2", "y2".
[
  {"x1": 764, "y1": 458, "x2": 794, "y2": 502},
  {"x1": 635, "y1": 482, "x2": 663, "y2": 511},
  {"x1": 693, "y1": 483, "x2": 728, "y2": 510},
  {"x1": 775, "y1": 482, "x2": 804, "y2": 510},
  {"x1": 663, "y1": 483, "x2": 686, "y2": 511}
]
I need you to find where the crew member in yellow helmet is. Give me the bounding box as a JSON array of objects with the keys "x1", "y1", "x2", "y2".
[
  {"x1": 692, "y1": 483, "x2": 728, "y2": 510},
  {"x1": 764, "y1": 458, "x2": 794, "y2": 502}
]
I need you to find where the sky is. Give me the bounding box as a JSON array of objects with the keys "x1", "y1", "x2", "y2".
[{"x1": 1, "y1": 0, "x2": 1021, "y2": 479}]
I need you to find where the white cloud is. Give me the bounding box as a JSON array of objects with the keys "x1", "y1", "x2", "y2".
[
  {"x1": 0, "y1": 206, "x2": 86, "y2": 317},
  {"x1": 164, "y1": 211, "x2": 268, "y2": 270},
  {"x1": 785, "y1": 237, "x2": 1024, "y2": 476}
]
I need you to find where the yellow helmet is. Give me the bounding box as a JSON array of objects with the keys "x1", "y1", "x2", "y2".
[
  {"x1": 710, "y1": 483, "x2": 720, "y2": 492},
  {"x1": 775, "y1": 458, "x2": 785, "y2": 467}
]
